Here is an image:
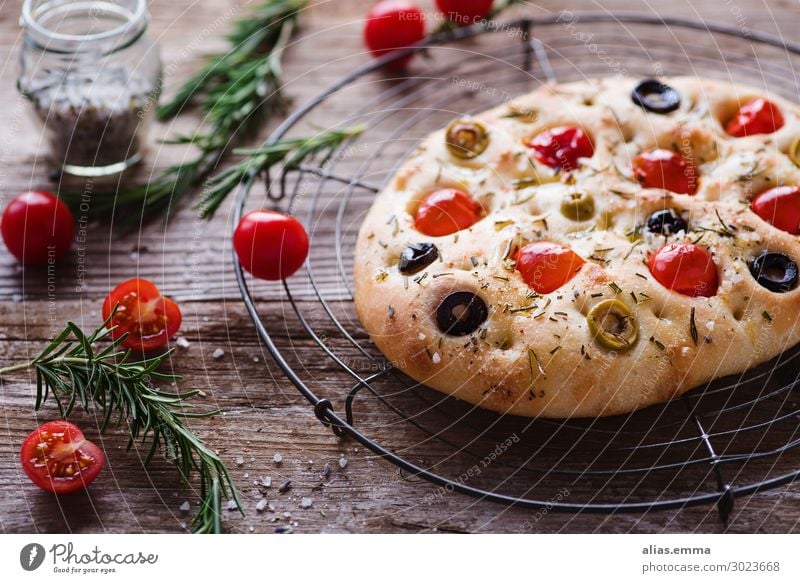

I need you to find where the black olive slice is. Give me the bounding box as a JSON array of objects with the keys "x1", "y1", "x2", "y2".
[
  {"x1": 750, "y1": 251, "x2": 799, "y2": 293},
  {"x1": 399, "y1": 242, "x2": 439, "y2": 274},
  {"x1": 436, "y1": 291, "x2": 488, "y2": 336},
  {"x1": 646, "y1": 209, "x2": 688, "y2": 235},
  {"x1": 631, "y1": 79, "x2": 681, "y2": 114}
]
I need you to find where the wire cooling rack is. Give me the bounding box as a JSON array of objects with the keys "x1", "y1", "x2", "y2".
[{"x1": 233, "y1": 13, "x2": 800, "y2": 522}]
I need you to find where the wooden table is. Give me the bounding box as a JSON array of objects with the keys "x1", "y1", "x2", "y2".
[{"x1": 2, "y1": 0, "x2": 800, "y2": 534}]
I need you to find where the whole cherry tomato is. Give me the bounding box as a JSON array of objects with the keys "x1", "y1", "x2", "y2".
[
  {"x1": 726, "y1": 98, "x2": 784, "y2": 137},
  {"x1": 632, "y1": 149, "x2": 698, "y2": 195},
  {"x1": 1, "y1": 190, "x2": 74, "y2": 265},
  {"x1": 526, "y1": 126, "x2": 594, "y2": 172},
  {"x1": 414, "y1": 188, "x2": 483, "y2": 236},
  {"x1": 515, "y1": 241, "x2": 585, "y2": 294},
  {"x1": 102, "y1": 278, "x2": 182, "y2": 352},
  {"x1": 234, "y1": 210, "x2": 310, "y2": 281},
  {"x1": 20, "y1": 420, "x2": 105, "y2": 494},
  {"x1": 751, "y1": 186, "x2": 800, "y2": 234},
  {"x1": 364, "y1": 1, "x2": 426, "y2": 67},
  {"x1": 648, "y1": 243, "x2": 719, "y2": 297},
  {"x1": 436, "y1": 0, "x2": 494, "y2": 25}
]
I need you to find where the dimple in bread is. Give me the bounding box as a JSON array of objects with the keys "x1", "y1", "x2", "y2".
[{"x1": 354, "y1": 76, "x2": 800, "y2": 418}]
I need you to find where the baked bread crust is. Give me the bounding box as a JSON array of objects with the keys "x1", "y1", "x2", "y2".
[{"x1": 354, "y1": 76, "x2": 800, "y2": 418}]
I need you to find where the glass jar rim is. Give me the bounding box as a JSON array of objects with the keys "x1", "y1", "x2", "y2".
[{"x1": 21, "y1": 0, "x2": 147, "y2": 45}]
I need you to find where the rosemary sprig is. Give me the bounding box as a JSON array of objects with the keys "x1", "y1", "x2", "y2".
[
  {"x1": 62, "y1": 0, "x2": 307, "y2": 222},
  {"x1": 0, "y1": 316, "x2": 239, "y2": 534},
  {"x1": 198, "y1": 125, "x2": 366, "y2": 218}
]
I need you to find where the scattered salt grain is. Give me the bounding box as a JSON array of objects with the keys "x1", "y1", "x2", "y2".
[
  {"x1": 706, "y1": 321, "x2": 715, "y2": 331},
  {"x1": 273, "y1": 453, "x2": 283, "y2": 464},
  {"x1": 418, "y1": 333, "x2": 426, "y2": 340},
  {"x1": 300, "y1": 497, "x2": 313, "y2": 509},
  {"x1": 176, "y1": 337, "x2": 191, "y2": 349},
  {"x1": 226, "y1": 500, "x2": 238, "y2": 511},
  {"x1": 235, "y1": 456, "x2": 244, "y2": 467},
  {"x1": 268, "y1": 502, "x2": 276, "y2": 512},
  {"x1": 212, "y1": 348, "x2": 225, "y2": 360},
  {"x1": 432, "y1": 352, "x2": 441, "y2": 364},
  {"x1": 261, "y1": 476, "x2": 272, "y2": 487},
  {"x1": 283, "y1": 511, "x2": 292, "y2": 518},
  {"x1": 322, "y1": 463, "x2": 332, "y2": 479},
  {"x1": 179, "y1": 501, "x2": 191, "y2": 514},
  {"x1": 681, "y1": 347, "x2": 690, "y2": 357},
  {"x1": 256, "y1": 499, "x2": 268, "y2": 513},
  {"x1": 338, "y1": 457, "x2": 348, "y2": 469}
]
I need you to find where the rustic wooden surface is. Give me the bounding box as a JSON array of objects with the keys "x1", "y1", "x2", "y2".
[{"x1": 2, "y1": 0, "x2": 800, "y2": 534}]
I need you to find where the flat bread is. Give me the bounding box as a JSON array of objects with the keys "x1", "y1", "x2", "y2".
[{"x1": 353, "y1": 76, "x2": 800, "y2": 418}]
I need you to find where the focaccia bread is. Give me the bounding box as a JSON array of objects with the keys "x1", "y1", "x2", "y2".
[{"x1": 354, "y1": 76, "x2": 800, "y2": 418}]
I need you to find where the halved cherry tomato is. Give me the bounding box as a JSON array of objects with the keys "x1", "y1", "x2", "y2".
[
  {"x1": 436, "y1": 0, "x2": 494, "y2": 25},
  {"x1": 20, "y1": 420, "x2": 104, "y2": 494},
  {"x1": 516, "y1": 241, "x2": 585, "y2": 294},
  {"x1": 233, "y1": 210, "x2": 310, "y2": 281},
  {"x1": 102, "y1": 278, "x2": 182, "y2": 352},
  {"x1": 632, "y1": 149, "x2": 698, "y2": 195},
  {"x1": 526, "y1": 126, "x2": 594, "y2": 172},
  {"x1": 648, "y1": 243, "x2": 718, "y2": 297},
  {"x1": 364, "y1": 1, "x2": 426, "y2": 68},
  {"x1": 1, "y1": 190, "x2": 74, "y2": 265},
  {"x1": 726, "y1": 98, "x2": 784, "y2": 137},
  {"x1": 414, "y1": 188, "x2": 483, "y2": 236},
  {"x1": 751, "y1": 186, "x2": 800, "y2": 234}
]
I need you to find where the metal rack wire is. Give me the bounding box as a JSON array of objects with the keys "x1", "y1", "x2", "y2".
[{"x1": 233, "y1": 13, "x2": 800, "y2": 522}]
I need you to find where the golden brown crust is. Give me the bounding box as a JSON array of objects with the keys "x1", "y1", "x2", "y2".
[{"x1": 354, "y1": 76, "x2": 800, "y2": 418}]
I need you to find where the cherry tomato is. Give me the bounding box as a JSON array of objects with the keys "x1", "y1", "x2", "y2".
[
  {"x1": 515, "y1": 241, "x2": 585, "y2": 294},
  {"x1": 632, "y1": 149, "x2": 698, "y2": 195},
  {"x1": 1, "y1": 190, "x2": 74, "y2": 265},
  {"x1": 414, "y1": 188, "x2": 483, "y2": 236},
  {"x1": 526, "y1": 126, "x2": 594, "y2": 172},
  {"x1": 648, "y1": 243, "x2": 718, "y2": 297},
  {"x1": 364, "y1": 1, "x2": 426, "y2": 67},
  {"x1": 102, "y1": 278, "x2": 182, "y2": 352},
  {"x1": 751, "y1": 186, "x2": 800, "y2": 234},
  {"x1": 234, "y1": 210, "x2": 310, "y2": 281},
  {"x1": 436, "y1": 0, "x2": 494, "y2": 25},
  {"x1": 20, "y1": 420, "x2": 104, "y2": 494},
  {"x1": 726, "y1": 98, "x2": 784, "y2": 137}
]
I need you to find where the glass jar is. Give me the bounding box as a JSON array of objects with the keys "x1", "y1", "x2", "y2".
[{"x1": 18, "y1": 0, "x2": 161, "y2": 177}]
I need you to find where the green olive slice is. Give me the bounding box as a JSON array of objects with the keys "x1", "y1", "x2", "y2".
[
  {"x1": 445, "y1": 118, "x2": 490, "y2": 160},
  {"x1": 789, "y1": 136, "x2": 800, "y2": 168},
  {"x1": 587, "y1": 299, "x2": 638, "y2": 352},
  {"x1": 560, "y1": 191, "x2": 595, "y2": 222}
]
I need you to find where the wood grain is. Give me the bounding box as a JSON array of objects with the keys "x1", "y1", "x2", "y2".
[{"x1": 1, "y1": 0, "x2": 800, "y2": 534}]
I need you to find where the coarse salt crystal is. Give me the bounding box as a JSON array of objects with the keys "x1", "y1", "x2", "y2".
[
  {"x1": 273, "y1": 453, "x2": 283, "y2": 464},
  {"x1": 212, "y1": 348, "x2": 225, "y2": 359},
  {"x1": 256, "y1": 499, "x2": 268, "y2": 513},
  {"x1": 179, "y1": 501, "x2": 191, "y2": 513},
  {"x1": 261, "y1": 476, "x2": 272, "y2": 487},
  {"x1": 176, "y1": 337, "x2": 191, "y2": 348},
  {"x1": 235, "y1": 456, "x2": 244, "y2": 466},
  {"x1": 706, "y1": 321, "x2": 715, "y2": 331},
  {"x1": 226, "y1": 500, "x2": 238, "y2": 511},
  {"x1": 681, "y1": 347, "x2": 690, "y2": 357},
  {"x1": 432, "y1": 352, "x2": 441, "y2": 364},
  {"x1": 418, "y1": 333, "x2": 426, "y2": 340},
  {"x1": 300, "y1": 497, "x2": 313, "y2": 508},
  {"x1": 339, "y1": 457, "x2": 348, "y2": 469}
]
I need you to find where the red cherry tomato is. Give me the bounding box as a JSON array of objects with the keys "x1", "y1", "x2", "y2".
[
  {"x1": 20, "y1": 420, "x2": 104, "y2": 494},
  {"x1": 751, "y1": 186, "x2": 800, "y2": 234},
  {"x1": 436, "y1": 0, "x2": 494, "y2": 25},
  {"x1": 102, "y1": 278, "x2": 182, "y2": 352},
  {"x1": 1, "y1": 190, "x2": 74, "y2": 265},
  {"x1": 414, "y1": 188, "x2": 483, "y2": 236},
  {"x1": 648, "y1": 243, "x2": 718, "y2": 297},
  {"x1": 515, "y1": 241, "x2": 585, "y2": 294},
  {"x1": 526, "y1": 126, "x2": 594, "y2": 172},
  {"x1": 234, "y1": 210, "x2": 310, "y2": 281},
  {"x1": 364, "y1": 1, "x2": 426, "y2": 67},
  {"x1": 632, "y1": 149, "x2": 698, "y2": 195},
  {"x1": 726, "y1": 98, "x2": 784, "y2": 137}
]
